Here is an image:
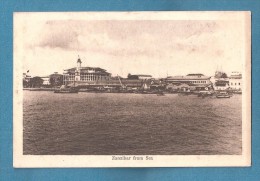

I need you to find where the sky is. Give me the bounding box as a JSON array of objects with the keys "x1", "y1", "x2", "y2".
[{"x1": 16, "y1": 13, "x2": 246, "y2": 78}]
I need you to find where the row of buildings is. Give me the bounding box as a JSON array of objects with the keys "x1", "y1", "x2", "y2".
[
  {"x1": 23, "y1": 57, "x2": 242, "y2": 92},
  {"x1": 23, "y1": 72, "x2": 63, "y2": 88},
  {"x1": 164, "y1": 71, "x2": 242, "y2": 92}
]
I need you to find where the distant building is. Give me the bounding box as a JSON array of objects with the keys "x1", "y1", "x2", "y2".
[
  {"x1": 211, "y1": 71, "x2": 230, "y2": 91},
  {"x1": 23, "y1": 73, "x2": 32, "y2": 82},
  {"x1": 166, "y1": 83, "x2": 193, "y2": 92},
  {"x1": 23, "y1": 73, "x2": 32, "y2": 87},
  {"x1": 214, "y1": 80, "x2": 229, "y2": 91},
  {"x1": 63, "y1": 56, "x2": 111, "y2": 85},
  {"x1": 40, "y1": 76, "x2": 50, "y2": 86},
  {"x1": 165, "y1": 74, "x2": 212, "y2": 91},
  {"x1": 127, "y1": 74, "x2": 152, "y2": 80},
  {"x1": 229, "y1": 72, "x2": 242, "y2": 90},
  {"x1": 166, "y1": 74, "x2": 211, "y2": 85}
]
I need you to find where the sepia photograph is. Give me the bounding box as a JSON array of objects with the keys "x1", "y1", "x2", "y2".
[{"x1": 13, "y1": 11, "x2": 251, "y2": 167}]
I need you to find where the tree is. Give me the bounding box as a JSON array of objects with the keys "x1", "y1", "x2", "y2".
[
  {"x1": 49, "y1": 74, "x2": 63, "y2": 87},
  {"x1": 220, "y1": 73, "x2": 228, "y2": 78},
  {"x1": 23, "y1": 79, "x2": 28, "y2": 88},
  {"x1": 127, "y1": 74, "x2": 138, "y2": 80},
  {"x1": 31, "y1": 77, "x2": 43, "y2": 88}
]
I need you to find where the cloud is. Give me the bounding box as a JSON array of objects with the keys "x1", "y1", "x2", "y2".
[
  {"x1": 32, "y1": 20, "x2": 219, "y2": 55},
  {"x1": 21, "y1": 18, "x2": 243, "y2": 77},
  {"x1": 35, "y1": 21, "x2": 80, "y2": 50}
]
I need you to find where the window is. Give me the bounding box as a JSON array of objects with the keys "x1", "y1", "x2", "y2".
[
  {"x1": 239, "y1": 83, "x2": 240, "y2": 85},
  {"x1": 235, "y1": 83, "x2": 236, "y2": 85}
]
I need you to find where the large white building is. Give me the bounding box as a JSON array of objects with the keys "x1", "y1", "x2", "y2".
[
  {"x1": 166, "y1": 74, "x2": 211, "y2": 85},
  {"x1": 41, "y1": 76, "x2": 50, "y2": 86},
  {"x1": 229, "y1": 71, "x2": 242, "y2": 90},
  {"x1": 63, "y1": 57, "x2": 111, "y2": 85},
  {"x1": 165, "y1": 74, "x2": 212, "y2": 91}
]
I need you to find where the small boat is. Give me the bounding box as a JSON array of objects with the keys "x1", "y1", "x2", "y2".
[
  {"x1": 233, "y1": 90, "x2": 242, "y2": 94},
  {"x1": 216, "y1": 91, "x2": 230, "y2": 98},
  {"x1": 54, "y1": 85, "x2": 79, "y2": 93},
  {"x1": 198, "y1": 90, "x2": 212, "y2": 97}
]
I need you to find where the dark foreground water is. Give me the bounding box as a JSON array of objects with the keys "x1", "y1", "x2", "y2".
[{"x1": 23, "y1": 91, "x2": 242, "y2": 155}]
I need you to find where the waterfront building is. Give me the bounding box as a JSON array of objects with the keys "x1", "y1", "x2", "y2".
[
  {"x1": 166, "y1": 83, "x2": 193, "y2": 92},
  {"x1": 150, "y1": 79, "x2": 165, "y2": 90},
  {"x1": 165, "y1": 74, "x2": 212, "y2": 91},
  {"x1": 41, "y1": 76, "x2": 50, "y2": 86},
  {"x1": 229, "y1": 71, "x2": 242, "y2": 90},
  {"x1": 127, "y1": 74, "x2": 152, "y2": 80},
  {"x1": 214, "y1": 79, "x2": 229, "y2": 91},
  {"x1": 166, "y1": 74, "x2": 211, "y2": 85},
  {"x1": 211, "y1": 71, "x2": 230, "y2": 91},
  {"x1": 23, "y1": 73, "x2": 32, "y2": 82},
  {"x1": 23, "y1": 73, "x2": 32, "y2": 88},
  {"x1": 63, "y1": 57, "x2": 111, "y2": 85}
]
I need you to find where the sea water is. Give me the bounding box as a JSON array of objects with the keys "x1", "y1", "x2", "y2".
[{"x1": 23, "y1": 91, "x2": 242, "y2": 155}]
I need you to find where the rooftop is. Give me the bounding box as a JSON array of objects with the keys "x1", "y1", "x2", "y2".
[
  {"x1": 186, "y1": 73, "x2": 205, "y2": 76},
  {"x1": 167, "y1": 75, "x2": 211, "y2": 80},
  {"x1": 64, "y1": 67, "x2": 110, "y2": 74},
  {"x1": 132, "y1": 74, "x2": 152, "y2": 77}
]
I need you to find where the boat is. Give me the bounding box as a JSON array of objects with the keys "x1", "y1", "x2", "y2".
[
  {"x1": 54, "y1": 85, "x2": 79, "y2": 93},
  {"x1": 233, "y1": 90, "x2": 242, "y2": 94},
  {"x1": 216, "y1": 91, "x2": 230, "y2": 98},
  {"x1": 198, "y1": 90, "x2": 212, "y2": 97}
]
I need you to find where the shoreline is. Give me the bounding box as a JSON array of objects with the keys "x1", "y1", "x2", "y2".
[
  {"x1": 23, "y1": 88, "x2": 55, "y2": 91},
  {"x1": 23, "y1": 88, "x2": 242, "y2": 95}
]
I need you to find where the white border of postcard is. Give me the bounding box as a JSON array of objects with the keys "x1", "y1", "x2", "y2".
[{"x1": 13, "y1": 11, "x2": 251, "y2": 167}]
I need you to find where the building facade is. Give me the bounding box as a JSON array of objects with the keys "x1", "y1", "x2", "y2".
[
  {"x1": 63, "y1": 57, "x2": 111, "y2": 85},
  {"x1": 229, "y1": 71, "x2": 242, "y2": 90},
  {"x1": 214, "y1": 79, "x2": 229, "y2": 91},
  {"x1": 166, "y1": 74, "x2": 211, "y2": 85},
  {"x1": 41, "y1": 76, "x2": 50, "y2": 86},
  {"x1": 165, "y1": 74, "x2": 212, "y2": 91},
  {"x1": 127, "y1": 74, "x2": 152, "y2": 80},
  {"x1": 210, "y1": 71, "x2": 230, "y2": 91}
]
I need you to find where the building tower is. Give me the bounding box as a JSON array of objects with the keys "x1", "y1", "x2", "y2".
[
  {"x1": 77, "y1": 55, "x2": 82, "y2": 71},
  {"x1": 75, "y1": 55, "x2": 82, "y2": 81}
]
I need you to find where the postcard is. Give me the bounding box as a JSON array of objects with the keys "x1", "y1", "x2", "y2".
[{"x1": 13, "y1": 11, "x2": 251, "y2": 167}]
